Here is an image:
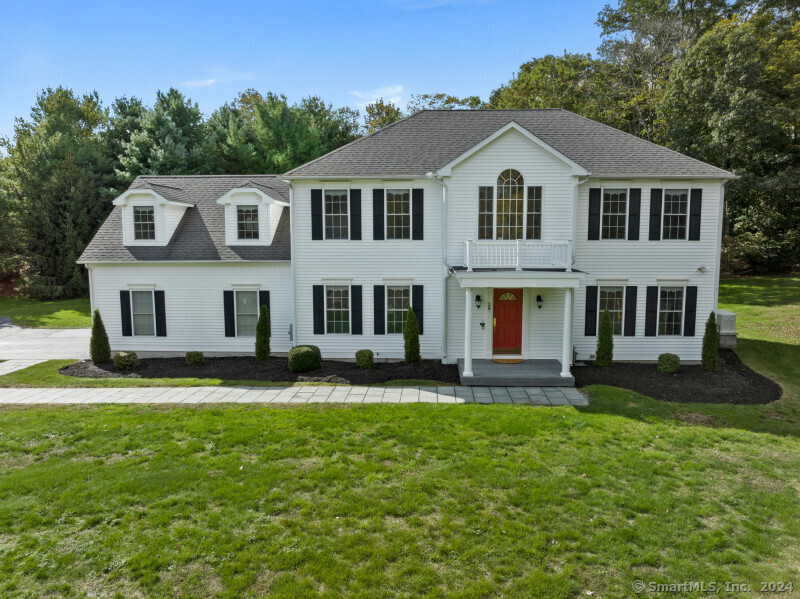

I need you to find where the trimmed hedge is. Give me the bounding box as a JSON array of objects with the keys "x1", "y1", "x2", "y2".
[
  {"x1": 657, "y1": 353, "x2": 680, "y2": 373},
  {"x1": 288, "y1": 345, "x2": 322, "y2": 373},
  {"x1": 355, "y1": 349, "x2": 374, "y2": 369},
  {"x1": 404, "y1": 307, "x2": 421, "y2": 363},
  {"x1": 185, "y1": 351, "x2": 204, "y2": 366},
  {"x1": 255, "y1": 304, "x2": 270, "y2": 361},
  {"x1": 114, "y1": 351, "x2": 139, "y2": 371},
  {"x1": 702, "y1": 312, "x2": 719, "y2": 371}
]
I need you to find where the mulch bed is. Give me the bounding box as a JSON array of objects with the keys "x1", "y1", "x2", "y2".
[
  {"x1": 60, "y1": 357, "x2": 461, "y2": 385},
  {"x1": 573, "y1": 348, "x2": 782, "y2": 405}
]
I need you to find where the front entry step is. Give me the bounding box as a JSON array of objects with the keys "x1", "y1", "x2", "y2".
[{"x1": 457, "y1": 358, "x2": 575, "y2": 387}]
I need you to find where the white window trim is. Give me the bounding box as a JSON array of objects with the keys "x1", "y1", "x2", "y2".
[
  {"x1": 233, "y1": 289, "x2": 260, "y2": 338},
  {"x1": 324, "y1": 284, "x2": 352, "y2": 335},
  {"x1": 132, "y1": 206, "x2": 156, "y2": 241},
  {"x1": 323, "y1": 188, "x2": 350, "y2": 241},
  {"x1": 385, "y1": 284, "x2": 413, "y2": 335},
  {"x1": 597, "y1": 285, "x2": 626, "y2": 337},
  {"x1": 599, "y1": 187, "x2": 630, "y2": 241},
  {"x1": 660, "y1": 188, "x2": 690, "y2": 241},
  {"x1": 130, "y1": 289, "x2": 156, "y2": 337},
  {"x1": 385, "y1": 188, "x2": 413, "y2": 241},
  {"x1": 476, "y1": 179, "x2": 544, "y2": 241},
  {"x1": 656, "y1": 285, "x2": 686, "y2": 337},
  {"x1": 236, "y1": 205, "x2": 261, "y2": 241}
]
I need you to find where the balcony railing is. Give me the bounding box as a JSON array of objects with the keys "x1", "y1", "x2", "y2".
[{"x1": 464, "y1": 239, "x2": 572, "y2": 271}]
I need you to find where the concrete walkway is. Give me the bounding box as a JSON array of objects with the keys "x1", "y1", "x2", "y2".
[
  {"x1": 0, "y1": 359, "x2": 46, "y2": 375},
  {"x1": 0, "y1": 385, "x2": 588, "y2": 405}
]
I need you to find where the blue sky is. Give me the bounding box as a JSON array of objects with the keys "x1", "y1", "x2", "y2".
[{"x1": 0, "y1": 0, "x2": 606, "y2": 140}]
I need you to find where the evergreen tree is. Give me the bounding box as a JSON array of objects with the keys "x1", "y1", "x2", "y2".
[
  {"x1": 255, "y1": 304, "x2": 270, "y2": 361},
  {"x1": 595, "y1": 309, "x2": 614, "y2": 367},
  {"x1": 702, "y1": 312, "x2": 719, "y2": 371},
  {"x1": 403, "y1": 307, "x2": 421, "y2": 363},
  {"x1": 90, "y1": 309, "x2": 111, "y2": 363}
]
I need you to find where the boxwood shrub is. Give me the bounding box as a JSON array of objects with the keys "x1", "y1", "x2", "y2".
[
  {"x1": 288, "y1": 345, "x2": 322, "y2": 373},
  {"x1": 185, "y1": 351, "x2": 204, "y2": 366},
  {"x1": 657, "y1": 352, "x2": 680, "y2": 373},
  {"x1": 355, "y1": 349, "x2": 374, "y2": 369},
  {"x1": 114, "y1": 351, "x2": 140, "y2": 371}
]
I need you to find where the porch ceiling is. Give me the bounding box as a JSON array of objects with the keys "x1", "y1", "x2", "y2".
[{"x1": 450, "y1": 267, "x2": 584, "y2": 289}]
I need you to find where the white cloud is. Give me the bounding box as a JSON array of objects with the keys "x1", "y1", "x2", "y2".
[
  {"x1": 349, "y1": 84, "x2": 404, "y2": 108},
  {"x1": 180, "y1": 78, "x2": 218, "y2": 88}
]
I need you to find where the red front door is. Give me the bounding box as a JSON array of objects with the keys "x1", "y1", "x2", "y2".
[{"x1": 493, "y1": 288, "x2": 523, "y2": 354}]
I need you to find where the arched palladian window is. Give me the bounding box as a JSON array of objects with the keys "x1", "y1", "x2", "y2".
[{"x1": 478, "y1": 170, "x2": 542, "y2": 241}]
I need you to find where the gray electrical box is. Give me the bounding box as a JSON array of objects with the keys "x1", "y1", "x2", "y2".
[{"x1": 717, "y1": 309, "x2": 737, "y2": 348}]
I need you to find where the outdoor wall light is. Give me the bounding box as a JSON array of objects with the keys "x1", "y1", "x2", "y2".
[
  {"x1": 475, "y1": 294, "x2": 482, "y2": 309},
  {"x1": 536, "y1": 295, "x2": 544, "y2": 309}
]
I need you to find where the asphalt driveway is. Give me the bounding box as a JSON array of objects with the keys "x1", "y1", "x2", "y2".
[{"x1": 0, "y1": 318, "x2": 90, "y2": 360}]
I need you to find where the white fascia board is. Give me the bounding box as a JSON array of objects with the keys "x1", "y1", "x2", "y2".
[
  {"x1": 112, "y1": 189, "x2": 193, "y2": 208},
  {"x1": 452, "y1": 269, "x2": 585, "y2": 289},
  {"x1": 590, "y1": 173, "x2": 738, "y2": 181},
  {"x1": 436, "y1": 121, "x2": 590, "y2": 177},
  {"x1": 281, "y1": 175, "x2": 428, "y2": 182},
  {"x1": 216, "y1": 187, "x2": 289, "y2": 206},
  {"x1": 75, "y1": 259, "x2": 291, "y2": 265}
]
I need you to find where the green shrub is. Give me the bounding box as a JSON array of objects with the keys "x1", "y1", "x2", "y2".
[
  {"x1": 288, "y1": 345, "x2": 322, "y2": 373},
  {"x1": 185, "y1": 351, "x2": 204, "y2": 366},
  {"x1": 255, "y1": 304, "x2": 271, "y2": 361},
  {"x1": 89, "y1": 309, "x2": 111, "y2": 363},
  {"x1": 595, "y1": 308, "x2": 614, "y2": 367},
  {"x1": 657, "y1": 353, "x2": 680, "y2": 373},
  {"x1": 114, "y1": 351, "x2": 139, "y2": 371},
  {"x1": 403, "y1": 307, "x2": 421, "y2": 363},
  {"x1": 355, "y1": 349, "x2": 374, "y2": 369},
  {"x1": 702, "y1": 312, "x2": 719, "y2": 371}
]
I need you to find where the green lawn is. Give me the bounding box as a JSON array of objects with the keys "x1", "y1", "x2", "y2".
[
  {"x1": 0, "y1": 276, "x2": 799, "y2": 597},
  {"x1": 0, "y1": 295, "x2": 91, "y2": 328}
]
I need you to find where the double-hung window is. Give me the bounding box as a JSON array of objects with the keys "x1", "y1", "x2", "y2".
[
  {"x1": 131, "y1": 290, "x2": 155, "y2": 336},
  {"x1": 324, "y1": 190, "x2": 349, "y2": 239},
  {"x1": 386, "y1": 189, "x2": 411, "y2": 239},
  {"x1": 237, "y1": 206, "x2": 259, "y2": 240},
  {"x1": 386, "y1": 286, "x2": 410, "y2": 334},
  {"x1": 133, "y1": 207, "x2": 155, "y2": 240},
  {"x1": 658, "y1": 287, "x2": 684, "y2": 335},
  {"x1": 662, "y1": 189, "x2": 688, "y2": 240},
  {"x1": 598, "y1": 286, "x2": 624, "y2": 335},
  {"x1": 326, "y1": 286, "x2": 350, "y2": 334},
  {"x1": 601, "y1": 189, "x2": 627, "y2": 239},
  {"x1": 478, "y1": 170, "x2": 542, "y2": 240},
  {"x1": 235, "y1": 290, "x2": 259, "y2": 336}
]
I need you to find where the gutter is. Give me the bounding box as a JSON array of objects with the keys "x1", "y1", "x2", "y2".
[
  {"x1": 573, "y1": 176, "x2": 590, "y2": 265},
  {"x1": 427, "y1": 172, "x2": 448, "y2": 360}
]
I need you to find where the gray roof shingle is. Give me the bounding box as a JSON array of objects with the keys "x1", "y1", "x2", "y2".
[
  {"x1": 79, "y1": 175, "x2": 291, "y2": 263},
  {"x1": 285, "y1": 109, "x2": 734, "y2": 178}
]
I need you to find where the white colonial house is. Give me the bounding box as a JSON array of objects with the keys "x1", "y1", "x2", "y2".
[{"x1": 79, "y1": 109, "x2": 735, "y2": 385}]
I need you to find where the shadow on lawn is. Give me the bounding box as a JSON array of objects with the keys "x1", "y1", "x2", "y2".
[{"x1": 720, "y1": 275, "x2": 800, "y2": 307}]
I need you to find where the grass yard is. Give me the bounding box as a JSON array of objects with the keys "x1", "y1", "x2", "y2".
[
  {"x1": 0, "y1": 295, "x2": 91, "y2": 328},
  {"x1": 0, "y1": 275, "x2": 799, "y2": 597}
]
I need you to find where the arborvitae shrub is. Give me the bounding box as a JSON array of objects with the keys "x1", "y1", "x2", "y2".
[
  {"x1": 702, "y1": 312, "x2": 719, "y2": 371},
  {"x1": 89, "y1": 309, "x2": 111, "y2": 363},
  {"x1": 255, "y1": 304, "x2": 271, "y2": 361},
  {"x1": 595, "y1": 309, "x2": 614, "y2": 367},
  {"x1": 403, "y1": 307, "x2": 421, "y2": 363}
]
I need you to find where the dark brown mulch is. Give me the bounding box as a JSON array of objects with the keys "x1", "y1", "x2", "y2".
[
  {"x1": 60, "y1": 356, "x2": 460, "y2": 385},
  {"x1": 573, "y1": 348, "x2": 782, "y2": 404}
]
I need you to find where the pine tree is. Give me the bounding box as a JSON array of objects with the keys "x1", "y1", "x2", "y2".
[
  {"x1": 702, "y1": 311, "x2": 719, "y2": 371},
  {"x1": 90, "y1": 310, "x2": 111, "y2": 363},
  {"x1": 255, "y1": 304, "x2": 270, "y2": 361},
  {"x1": 403, "y1": 307, "x2": 421, "y2": 363},
  {"x1": 595, "y1": 309, "x2": 614, "y2": 367}
]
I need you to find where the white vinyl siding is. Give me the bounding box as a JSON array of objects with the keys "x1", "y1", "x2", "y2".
[
  {"x1": 235, "y1": 290, "x2": 259, "y2": 336},
  {"x1": 131, "y1": 290, "x2": 155, "y2": 336}
]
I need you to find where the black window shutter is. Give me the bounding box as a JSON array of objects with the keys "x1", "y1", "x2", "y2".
[
  {"x1": 584, "y1": 286, "x2": 598, "y2": 336},
  {"x1": 588, "y1": 188, "x2": 601, "y2": 240},
  {"x1": 373, "y1": 285, "x2": 385, "y2": 335},
  {"x1": 373, "y1": 189, "x2": 385, "y2": 240},
  {"x1": 311, "y1": 189, "x2": 323, "y2": 240},
  {"x1": 412, "y1": 285, "x2": 424, "y2": 335},
  {"x1": 154, "y1": 290, "x2": 167, "y2": 337},
  {"x1": 351, "y1": 285, "x2": 362, "y2": 335},
  {"x1": 649, "y1": 189, "x2": 662, "y2": 241},
  {"x1": 624, "y1": 286, "x2": 637, "y2": 337},
  {"x1": 350, "y1": 189, "x2": 362, "y2": 240},
  {"x1": 645, "y1": 286, "x2": 658, "y2": 336},
  {"x1": 223, "y1": 290, "x2": 235, "y2": 337},
  {"x1": 689, "y1": 189, "x2": 702, "y2": 241},
  {"x1": 684, "y1": 286, "x2": 698, "y2": 336},
  {"x1": 412, "y1": 189, "x2": 424, "y2": 240},
  {"x1": 628, "y1": 188, "x2": 641, "y2": 241},
  {"x1": 313, "y1": 285, "x2": 325, "y2": 335},
  {"x1": 120, "y1": 290, "x2": 132, "y2": 337},
  {"x1": 259, "y1": 290, "x2": 270, "y2": 315}
]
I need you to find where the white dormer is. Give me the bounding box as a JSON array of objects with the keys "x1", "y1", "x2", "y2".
[
  {"x1": 216, "y1": 187, "x2": 289, "y2": 246},
  {"x1": 113, "y1": 189, "x2": 193, "y2": 247}
]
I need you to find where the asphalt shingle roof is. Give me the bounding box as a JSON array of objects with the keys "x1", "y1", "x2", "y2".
[
  {"x1": 285, "y1": 109, "x2": 734, "y2": 179},
  {"x1": 79, "y1": 175, "x2": 291, "y2": 263}
]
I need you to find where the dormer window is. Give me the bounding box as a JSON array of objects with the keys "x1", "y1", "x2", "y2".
[
  {"x1": 237, "y1": 205, "x2": 260, "y2": 240},
  {"x1": 133, "y1": 207, "x2": 156, "y2": 240}
]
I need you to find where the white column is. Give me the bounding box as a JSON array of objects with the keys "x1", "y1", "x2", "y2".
[
  {"x1": 463, "y1": 288, "x2": 473, "y2": 377},
  {"x1": 561, "y1": 287, "x2": 573, "y2": 377}
]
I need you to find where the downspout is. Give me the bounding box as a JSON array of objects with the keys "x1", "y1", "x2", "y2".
[
  {"x1": 572, "y1": 175, "x2": 590, "y2": 266},
  {"x1": 87, "y1": 265, "x2": 95, "y2": 314},
  {"x1": 427, "y1": 172, "x2": 448, "y2": 361},
  {"x1": 288, "y1": 182, "x2": 297, "y2": 348},
  {"x1": 714, "y1": 181, "x2": 726, "y2": 312}
]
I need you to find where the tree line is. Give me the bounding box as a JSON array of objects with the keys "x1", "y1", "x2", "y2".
[{"x1": 1, "y1": 0, "x2": 797, "y2": 300}]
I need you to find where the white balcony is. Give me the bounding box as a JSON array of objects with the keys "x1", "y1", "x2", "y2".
[{"x1": 464, "y1": 239, "x2": 572, "y2": 271}]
